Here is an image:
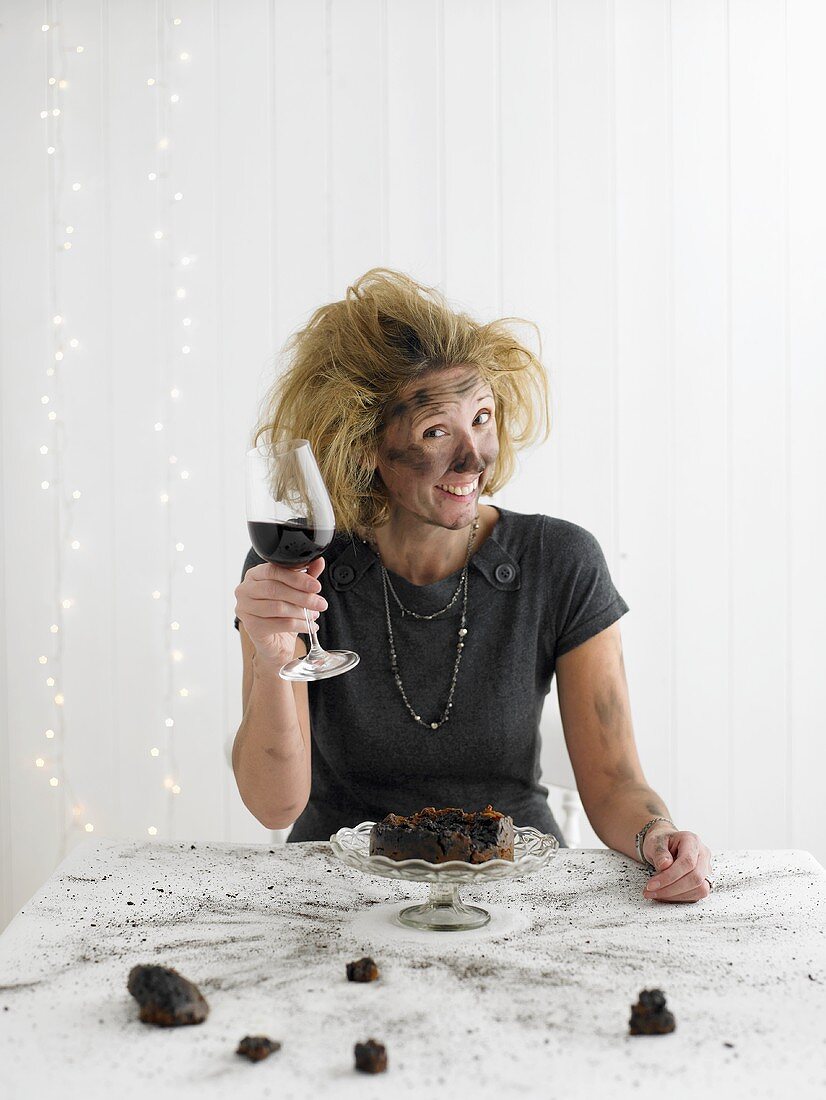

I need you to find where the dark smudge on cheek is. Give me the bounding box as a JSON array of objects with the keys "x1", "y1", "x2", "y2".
[{"x1": 383, "y1": 443, "x2": 438, "y2": 474}]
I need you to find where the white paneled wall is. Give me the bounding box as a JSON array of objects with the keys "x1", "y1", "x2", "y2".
[{"x1": 1, "y1": 0, "x2": 825, "y2": 932}]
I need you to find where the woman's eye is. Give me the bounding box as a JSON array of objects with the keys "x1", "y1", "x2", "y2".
[
  {"x1": 423, "y1": 427, "x2": 446, "y2": 439},
  {"x1": 474, "y1": 410, "x2": 492, "y2": 425}
]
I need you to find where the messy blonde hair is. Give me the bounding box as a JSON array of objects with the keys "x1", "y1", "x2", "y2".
[{"x1": 252, "y1": 268, "x2": 550, "y2": 533}]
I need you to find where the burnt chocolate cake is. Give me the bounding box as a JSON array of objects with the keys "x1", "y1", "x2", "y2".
[{"x1": 369, "y1": 805, "x2": 514, "y2": 864}]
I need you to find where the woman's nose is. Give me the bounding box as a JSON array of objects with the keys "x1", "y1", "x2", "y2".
[{"x1": 451, "y1": 437, "x2": 484, "y2": 473}]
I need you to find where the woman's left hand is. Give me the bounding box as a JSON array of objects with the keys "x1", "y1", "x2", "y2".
[{"x1": 641, "y1": 824, "x2": 714, "y2": 903}]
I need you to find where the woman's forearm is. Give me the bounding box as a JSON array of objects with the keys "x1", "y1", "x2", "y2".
[
  {"x1": 231, "y1": 654, "x2": 311, "y2": 829},
  {"x1": 586, "y1": 782, "x2": 673, "y2": 863}
]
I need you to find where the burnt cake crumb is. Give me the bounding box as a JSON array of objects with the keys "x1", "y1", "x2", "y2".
[
  {"x1": 354, "y1": 1038, "x2": 387, "y2": 1073},
  {"x1": 236, "y1": 1035, "x2": 282, "y2": 1062},
  {"x1": 346, "y1": 956, "x2": 380, "y2": 982},
  {"x1": 127, "y1": 964, "x2": 209, "y2": 1027},
  {"x1": 629, "y1": 988, "x2": 676, "y2": 1035}
]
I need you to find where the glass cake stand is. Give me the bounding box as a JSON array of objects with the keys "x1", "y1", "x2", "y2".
[{"x1": 329, "y1": 822, "x2": 559, "y2": 932}]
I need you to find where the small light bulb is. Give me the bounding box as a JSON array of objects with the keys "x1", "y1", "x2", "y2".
[
  {"x1": 150, "y1": 747, "x2": 160, "y2": 757},
  {"x1": 184, "y1": 564, "x2": 194, "y2": 574},
  {"x1": 178, "y1": 689, "x2": 188, "y2": 698},
  {"x1": 59, "y1": 80, "x2": 68, "y2": 89},
  {"x1": 180, "y1": 470, "x2": 189, "y2": 480},
  {"x1": 159, "y1": 493, "x2": 169, "y2": 504},
  {"x1": 50, "y1": 624, "x2": 59, "y2": 634},
  {"x1": 173, "y1": 17, "x2": 182, "y2": 26},
  {"x1": 48, "y1": 412, "x2": 56, "y2": 421},
  {"x1": 62, "y1": 242, "x2": 72, "y2": 251},
  {"x1": 148, "y1": 172, "x2": 157, "y2": 181},
  {"x1": 55, "y1": 351, "x2": 63, "y2": 360},
  {"x1": 61, "y1": 599, "x2": 72, "y2": 609},
  {"x1": 49, "y1": 77, "x2": 56, "y2": 85},
  {"x1": 69, "y1": 338, "x2": 79, "y2": 348},
  {"x1": 65, "y1": 225, "x2": 74, "y2": 234},
  {"x1": 50, "y1": 777, "x2": 59, "y2": 787},
  {"x1": 172, "y1": 650, "x2": 183, "y2": 661},
  {"x1": 72, "y1": 182, "x2": 81, "y2": 191},
  {"x1": 42, "y1": 23, "x2": 51, "y2": 31},
  {"x1": 52, "y1": 108, "x2": 61, "y2": 117},
  {"x1": 47, "y1": 147, "x2": 55, "y2": 155},
  {"x1": 85, "y1": 823, "x2": 94, "y2": 833},
  {"x1": 148, "y1": 826, "x2": 158, "y2": 836},
  {"x1": 41, "y1": 395, "x2": 50, "y2": 404},
  {"x1": 147, "y1": 77, "x2": 156, "y2": 87},
  {"x1": 169, "y1": 455, "x2": 178, "y2": 465},
  {"x1": 182, "y1": 317, "x2": 191, "y2": 326},
  {"x1": 170, "y1": 387, "x2": 180, "y2": 398},
  {"x1": 72, "y1": 489, "x2": 81, "y2": 499},
  {"x1": 40, "y1": 110, "x2": 48, "y2": 120},
  {"x1": 40, "y1": 445, "x2": 49, "y2": 454},
  {"x1": 181, "y1": 345, "x2": 190, "y2": 354},
  {"x1": 71, "y1": 540, "x2": 80, "y2": 550},
  {"x1": 164, "y1": 777, "x2": 174, "y2": 789},
  {"x1": 151, "y1": 590, "x2": 161, "y2": 600},
  {"x1": 76, "y1": 45, "x2": 85, "y2": 54},
  {"x1": 175, "y1": 542, "x2": 184, "y2": 551},
  {"x1": 45, "y1": 729, "x2": 55, "y2": 739},
  {"x1": 35, "y1": 758, "x2": 45, "y2": 768},
  {"x1": 170, "y1": 622, "x2": 180, "y2": 631},
  {"x1": 174, "y1": 192, "x2": 183, "y2": 201},
  {"x1": 158, "y1": 137, "x2": 169, "y2": 150},
  {"x1": 172, "y1": 784, "x2": 181, "y2": 795},
  {"x1": 52, "y1": 315, "x2": 62, "y2": 325},
  {"x1": 154, "y1": 421, "x2": 164, "y2": 431},
  {"x1": 165, "y1": 717, "x2": 175, "y2": 727},
  {"x1": 170, "y1": 95, "x2": 180, "y2": 105},
  {"x1": 154, "y1": 230, "x2": 164, "y2": 240},
  {"x1": 180, "y1": 256, "x2": 190, "y2": 266},
  {"x1": 41, "y1": 481, "x2": 50, "y2": 489},
  {"x1": 46, "y1": 677, "x2": 55, "y2": 687},
  {"x1": 175, "y1": 288, "x2": 186, "y2": 299},
  {"x1": 46, "y1": 367, "x2": 55, "y2": 377},
  {"x1": 38, "y1": 656, "x2": 48, "y2": 665},
  {"x1": 55, "y1": 694, "x2": 64, "y2": 706},
  {"x1": 179, "y1": 51, "x2": 190, "y2": 61}
]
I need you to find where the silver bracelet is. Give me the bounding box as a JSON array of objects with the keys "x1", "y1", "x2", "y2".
[{"x1": 635, "y1": 816, "x2": 675, "y2": 873}]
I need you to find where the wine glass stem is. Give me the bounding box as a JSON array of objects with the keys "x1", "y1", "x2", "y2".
[{"x1": 302, "y1": 597, "x2": 331, "y2": 663}]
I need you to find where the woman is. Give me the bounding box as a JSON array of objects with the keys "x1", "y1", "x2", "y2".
[{"x1": 233, "y1": 269, "x2": 713, "y2": 904}]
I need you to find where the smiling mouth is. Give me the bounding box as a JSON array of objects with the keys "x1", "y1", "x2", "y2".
[{"x1": 435, "y1": 477, "x2": 479, "y2": 498}]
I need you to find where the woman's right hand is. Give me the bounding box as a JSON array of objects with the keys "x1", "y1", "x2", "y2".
[{"x1": 234, "y1": 557, "x2": 328, "y2": 666}]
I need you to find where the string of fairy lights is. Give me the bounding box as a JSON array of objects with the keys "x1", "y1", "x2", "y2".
[{"x1": 37, "y1": 2, "x2": 194, "y2": 848}]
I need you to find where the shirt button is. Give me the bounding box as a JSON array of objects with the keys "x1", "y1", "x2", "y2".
[
  {"x1": 495, "y1": 563, "x2": 516, "y2": 583},
  {"x1": 331, "y1": 563, "x2": 355, "y2": 585}
]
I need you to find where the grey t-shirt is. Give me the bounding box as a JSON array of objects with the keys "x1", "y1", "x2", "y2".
[{"x1": 234, "y1": 507, "x2": 629, "y2": 846}]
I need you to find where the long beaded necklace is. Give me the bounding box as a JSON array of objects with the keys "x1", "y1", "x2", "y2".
[{"x1": 371, "y1": 517, "x2": 479, "y2": 730}]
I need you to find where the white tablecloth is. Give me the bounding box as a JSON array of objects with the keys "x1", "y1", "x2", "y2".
[{"x1": 0, "y1": 838, "x2": 824, "y2": 1099}]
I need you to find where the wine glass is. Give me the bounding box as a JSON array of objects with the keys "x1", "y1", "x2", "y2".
[{"x1": 245, "y1": 439, "x2": 360, "y2": 681}]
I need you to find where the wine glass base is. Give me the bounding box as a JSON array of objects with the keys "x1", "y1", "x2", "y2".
[
  {"x1": 396, "y1": 883, "x2": 491, "y2": 931},
  {"x1": 279, "y1": 650, "x2": 360, "y2": 682}
]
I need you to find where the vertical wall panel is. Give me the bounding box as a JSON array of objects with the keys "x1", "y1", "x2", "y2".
[
  {"x1": 554, "y1": 0, "x2": 614, "y2": 554},
  {"x1": 0, "y1": 0, "x2": 63, "y2": 925},
  {"x1": 385, "y1": 0, "x2": 441, "y2": 284},
  {"x1": 443, "y1": 0, "x2": 499, "y2": 316},
  {"x1": 728, "y1": 0, "x2": 788, "y2": 847},
  {"x1": 670, "y1": 0, "x2": 731, "y2": 845},
  {"x1": 329, "y1": 0, "x2": 384, "y2": 293},
  {"x1": 613, "y1": 0, "x2": 672, "y2": 797},
  {"x1": 786, "y1": 0, "x2": 826, "y2": 851}
]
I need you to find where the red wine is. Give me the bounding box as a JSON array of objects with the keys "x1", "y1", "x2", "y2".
[{"x1": 248, "y1": 519, "x2": 335, "y2": 567}]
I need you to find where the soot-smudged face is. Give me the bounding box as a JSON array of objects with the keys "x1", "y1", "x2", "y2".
[{"x1": 376, "y1": 365, "x2": 499, "y2": 531}]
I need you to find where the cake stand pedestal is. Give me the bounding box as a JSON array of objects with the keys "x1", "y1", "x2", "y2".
[{"x1": 397, "y1": 881, "x2": 491, "y2": 931}]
